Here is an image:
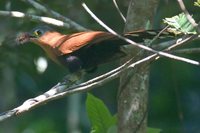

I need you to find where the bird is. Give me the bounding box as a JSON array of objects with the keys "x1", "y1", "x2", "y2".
[{"x1": 15, "y1": 26, "x2": 174, "y2": 85}]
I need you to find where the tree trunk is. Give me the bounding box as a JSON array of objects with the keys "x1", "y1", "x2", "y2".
[{"x1": 118, "y1": 0, "x2": 159, "y2": 133}]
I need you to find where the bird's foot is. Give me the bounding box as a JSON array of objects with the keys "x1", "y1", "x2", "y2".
[{"x1": 60, "y1": 71, "x2": 85, "y2": 87}]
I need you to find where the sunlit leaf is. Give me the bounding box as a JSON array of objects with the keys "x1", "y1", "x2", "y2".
[
  {"x1": 194, "y1": 0, "x2": 200, "y2": 7},
  {"x1": 163, "y1": 13, "x2": 197, "y2": 35}
]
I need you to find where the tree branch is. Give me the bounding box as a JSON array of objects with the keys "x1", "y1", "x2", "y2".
[
  {"x1": 24, "y1": 0, "x2": 88, "y2": 31},
  {"x1": 112, "y1": 0, "x2": 126, "y2": 22},
  {"x1": 82, "y1": 3, "x2": 200, "y2": 66},
  {"x1": 0, "y1": 53, "x2": 151, "y2": 122},
  {"x1": 0, "y1": 10, "x2": 74, "y2": 29}
]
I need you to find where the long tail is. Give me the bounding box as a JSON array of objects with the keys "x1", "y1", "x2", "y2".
[{"x1": 123, "y1": 29, "x2": 176, "y2": 43}]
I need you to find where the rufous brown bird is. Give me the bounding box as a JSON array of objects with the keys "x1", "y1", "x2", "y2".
[{"x1": 16, "y1": 26, "x2": 174, "y2": 84}]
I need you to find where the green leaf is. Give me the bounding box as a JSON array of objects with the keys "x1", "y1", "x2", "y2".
[
  {"x1": 86, "y1": 93, "x2": 116, "y2": 133},
  {"x1": 147, "y1": 127, "x2": 162, "y2": 133},
  {"x1": 194, "y1": 0, "x2": 200, "y2": 7},
  {"x1": 163, "y1": 13, "x2": 197, "y2": 35}
]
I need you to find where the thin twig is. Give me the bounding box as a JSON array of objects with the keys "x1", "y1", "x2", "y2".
[
  {"x1": 177, "y1": 0, "x2": 200, "y2": 33},
  {"x1": 142, "y1": 34, "x2": 198, "y2": 64},
  {"x1": 24, "y1": 0, "x2": 88, "y2": 31},
  {"x1": 82, "y1": 3, "x2": 200, "y2": 66},
  {"x1": 148, "y1": 25, "x2": 169, "y2": 46},
  {"x1": 165, "y1": 34, "x2": 198, "y2": 51},
  {"x1": 112, "y1": 0, "x2": 126, "y2": 22}
]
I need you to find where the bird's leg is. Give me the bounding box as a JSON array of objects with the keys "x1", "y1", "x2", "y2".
[
  {"x1": 57, "y1": 55, "x2": 86, "y2": 87},
  {"x1": 60, "y1": 70, "x2": 86, "y2": 87}
]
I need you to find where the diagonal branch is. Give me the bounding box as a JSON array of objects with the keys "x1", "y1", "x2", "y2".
[
  {"x1": 0, "y1": 54, "x2": 144, "y2": 121},
  {"x1": 112, "y1": 0, "x2": 126, "y2": 22},
  {"x1": 82, "y1": 3, "x2": 200, "y2": 66},
  {"x1": 0, "y1": 19, "x2": 198, "y2": 122}
]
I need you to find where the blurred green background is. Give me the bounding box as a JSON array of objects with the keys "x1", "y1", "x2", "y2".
[{"x1": 0, "y1": 0, "x2": 200, "y2": 133}]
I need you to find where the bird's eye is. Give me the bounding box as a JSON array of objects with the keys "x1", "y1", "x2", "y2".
[{"x1": 34, "y1": 29, "x2": 43, "y2": 37}]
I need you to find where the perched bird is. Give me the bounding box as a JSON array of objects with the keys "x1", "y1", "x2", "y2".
[
  {"x1": 16, "y1": 26, "x2": 174, "y2": 84},
  {"x1": 16, "y1": 26, "x2": 178, "y2": 87}
]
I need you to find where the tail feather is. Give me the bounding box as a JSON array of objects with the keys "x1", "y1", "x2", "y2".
[{"x1": 123, "y1": 29, "x2": 176, "y2": 43}]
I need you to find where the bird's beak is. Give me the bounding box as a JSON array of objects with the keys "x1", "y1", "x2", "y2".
[{"x1": 15, "y1": 32, "x2": 37, "y2": 44}]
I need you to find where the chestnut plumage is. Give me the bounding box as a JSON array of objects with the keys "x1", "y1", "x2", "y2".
[{"x1": 16, "y1": 26, "x2": 174, "y2": 73}]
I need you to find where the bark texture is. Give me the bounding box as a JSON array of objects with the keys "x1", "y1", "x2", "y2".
[{"x1": 118, "y1": 0, "x2": 159, "y2": 133}]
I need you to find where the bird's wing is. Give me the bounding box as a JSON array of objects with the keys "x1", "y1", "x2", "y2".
[{"x1": 57, "y1": 31, "x2": 115, "y2": 55}]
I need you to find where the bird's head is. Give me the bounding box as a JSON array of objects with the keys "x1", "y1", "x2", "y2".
[{"x1": 16, "y1": 26, "x2": 53, "y2": 45}]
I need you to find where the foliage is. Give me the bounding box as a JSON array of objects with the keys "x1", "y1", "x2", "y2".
[
  {"x1": 86, "y1": 93, "x2": 117, "y2": 133},
  {"x1": 194, "y1": 0, "x2": 200, "y2": 7},
  {"x1": 86, "y1": 93, "x2": 161, "y2": 133},
  {"x1": 163, "y1": 13, "x2": 196, "y2": 35}
]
